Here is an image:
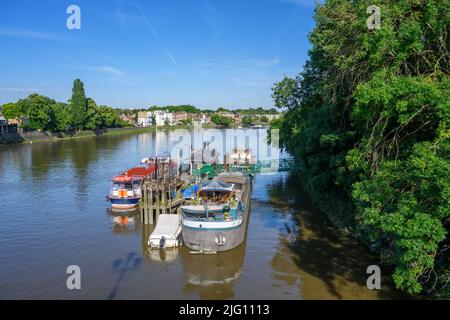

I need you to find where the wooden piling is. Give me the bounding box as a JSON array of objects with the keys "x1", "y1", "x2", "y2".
[
  {"x1": 139, "y1": 157, "x2": 186, "y2": 225},
  {"x1": 149, "y1": 183, "x2": 154, "y2": 225}
]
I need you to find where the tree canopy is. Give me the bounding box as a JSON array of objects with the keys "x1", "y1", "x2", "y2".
[
  {"x1": 271, "y1": 0, "x2": 449, "y2": 297},
  {"x1": 1, "y1": 79, "x2": 128, "y2": 133},
  {"x1": 211, "y1": 114, "x2": 234, "y2": 127},
  {"x1": 69, "y1": 79, "x2": 87, "y2": 130}
]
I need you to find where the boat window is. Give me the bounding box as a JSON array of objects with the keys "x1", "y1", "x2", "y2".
[
  {"x1": 112, "y1": 183, "x2": 124, "y2": 190},
  {"x1": 183, "y1": 211, "x2": 207, "y2": 219},
  {"x1": 112, "y1": 182, "x2": 132, "y2": 189}
]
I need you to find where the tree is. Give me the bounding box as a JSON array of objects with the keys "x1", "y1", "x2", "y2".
[
  {"x1": 69, "y1": 79, "x2": 87, "y2": 130},
  {"x1": 271, "y1": 0, "x2": 449, "y2": 297},
  {"x1": 179, "y1": 118, "x2": 192, "y2": 126},
  {"x1": 98, "y1": 105, "x2": 120, "y2": 128},
  {"x1": 148, "y1": 105, "x2": 201, "y2": 113},
  {"x1": 211, "y1": 114, "x2": 234, "y2": 127},
  {"x1": 16, "y1": 94, "x2": 55, "y2": 131},
  {"x1": 84, "y1": 98, "x2": 101, "y2": 130},
  {"x1": 48, "y1": 102, "x2": 71, "y2": 132},
  {"x1": 242, "y1": 116, "x2": 253, "y2": 127},
  {"x1": 1, "y1": 103, "x2": 21, "y2": 120}
]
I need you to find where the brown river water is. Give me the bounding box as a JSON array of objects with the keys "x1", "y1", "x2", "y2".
[{"x1": 0, "y1": 129, "x2": 405, "y2": 299}]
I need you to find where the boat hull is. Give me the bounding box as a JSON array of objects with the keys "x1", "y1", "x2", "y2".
[
  {"x1": 181, "y1": 176, "x2": 252, "y2": 253},
  {"x1": 109, "y1": 197, "x2": 140, "y2": 210},
  {"x1": 182, "y1": 219, "x2": 247, "y2": 252}
]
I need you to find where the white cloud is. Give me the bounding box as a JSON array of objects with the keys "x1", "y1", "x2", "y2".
[
  {"x1": 230, "y1": 78, "x2": 258, "y2": 87},
  {"x1": 252, "y1": 57, "x2": 280, "y2": 68},
  {"x1": 85, "y1": 66, "x2": 127, "y2": 77},
  {"x1": 0, "y1": 28, "x2": 61, "y2": 40},
  {"x1": 0, "y1": 87, "x2": 40, "y2": 93}
]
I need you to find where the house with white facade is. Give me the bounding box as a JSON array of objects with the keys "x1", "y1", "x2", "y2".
[
  {"x1": 137, "y1": 111, "x2": 152, "y2": 127},
  {"x1": 150, "y1": 110, "x2": 173, "y2": 126}
]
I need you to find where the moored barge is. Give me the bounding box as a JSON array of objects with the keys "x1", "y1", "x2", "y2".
[{"x1": 181, "y1": 171, "x2": 253, "y2": 253}]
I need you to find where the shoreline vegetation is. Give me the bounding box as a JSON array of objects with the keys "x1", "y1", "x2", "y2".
[
  {"x1": 270, "y1": 0, "x2": 449, "y2": 299},
  {"x1": 0, "y1": 79, "x2": 280, "y2": 145},
  {"x1": 0, "y1": 123, "x2": 219, "y2": 145}
]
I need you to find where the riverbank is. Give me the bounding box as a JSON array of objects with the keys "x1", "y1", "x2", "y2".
[
  {"x1": 0, "y1": 127, "x2": 153, "y2": 145},
  {"x1": 0, "y1": 123, "x2": 219, "y2": 145},
  {"x1": 0, "y1": 130, "x2": 406, "y2": 298}
]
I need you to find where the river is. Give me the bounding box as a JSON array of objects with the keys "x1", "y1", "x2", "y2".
[{"x1": 0, "y1": 129, "x2": 404, "y2": 299}]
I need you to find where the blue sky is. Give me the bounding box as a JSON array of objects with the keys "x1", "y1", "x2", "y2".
[{"x1": 0, "y1": 0, "x2": 317, "y2": 109}]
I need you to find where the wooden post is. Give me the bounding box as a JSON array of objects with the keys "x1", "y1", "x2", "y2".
[
  {"x1": 224, "y1": 154, "x2": 228, "y2": 172},
  {"x1": 169, "y1": 184, "x2": 172, "y2": 213},
  {"x1": 142, "y1": 181, "x2": 150, "y2": 225},
  {"x1": 161, "y1": 183, "x2": 167, "y2": 215},
  {"x1": 141, "y1": 182, "x2": 146, "y2": 224},
  {"x1": 155, "y1": 181, "x2": 160, "y2": 224},
  {"x1": 149, "y1": 183, "x2": 154, "y2": 225}
]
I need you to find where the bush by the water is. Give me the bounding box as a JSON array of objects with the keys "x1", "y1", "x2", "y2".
[{"x1": 271, "y1": 0, "x2": 449, "y2": 297}]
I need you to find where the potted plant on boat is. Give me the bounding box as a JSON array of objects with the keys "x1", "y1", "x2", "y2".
[{"x1": 229, "y1": 197, "x2": 238, "y2": 209}]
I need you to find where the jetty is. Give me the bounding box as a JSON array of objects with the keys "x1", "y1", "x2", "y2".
[
  {"x1": 140, "y1": 154, "x2": 185, "y2": 225},
  {"x1": 133, "y1": 150, "x2": 292, "y2": 252}
]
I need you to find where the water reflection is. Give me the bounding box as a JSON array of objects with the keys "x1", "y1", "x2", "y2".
[
  {"x1": 265, "y1": 172, "x2": 406, "y2": 299},
  {"x1": 140, "y1": 223, "x2": 180, "y2": 264},
  {"x1": 138, "y1": 217, "x2": 246, "y2": 299},
  {"x1": 0, "y1": 130, "x2": 406, "y2": 299},
  {"x1": 180, "y1": 244, "x2": 246, "y2": 300},
  {"x1": 108, "y1": 252, "x2": 142, "y2": 300},
  {"x1": 107, "y1": 209, "x2": 140, "y2": 236}
]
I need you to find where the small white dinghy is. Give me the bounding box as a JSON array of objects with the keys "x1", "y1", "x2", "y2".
[{"x1": 148, "y1": 214, "x2": 182, "y2": 249}]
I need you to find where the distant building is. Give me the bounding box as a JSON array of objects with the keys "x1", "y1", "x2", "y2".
[
  {"x1": 137, "y1": 111, "x2": 151, "y2": 127},
  {"x1": 172, "y1": 112, "x2": 188, "y2": 124},
  {"x1": 266, "y1": 114, "x2": 281, "y2": 122},
  {"x1": 217, "y1": 111, "x2": 235, "y2": 119},
  {"x1": 151, "y1": 110, "x2": 173, "y2": 126},
  {"x1": 191, "y1": 113, "x2": 210, "y2": 124},
  {"x1": 119, "y1": 114, "x2": 134, "y2": 125},
  {"x1": 0, "y1": 115, "x2": 8, "y2": 135}
]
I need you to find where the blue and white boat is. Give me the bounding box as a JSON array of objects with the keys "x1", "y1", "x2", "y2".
[{"x1": 107, "y1": 165, "x2": 155, "y2": 210}]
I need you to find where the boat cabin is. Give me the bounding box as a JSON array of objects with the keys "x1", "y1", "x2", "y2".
[
  {"x1": 109, "y1": 175, "x2": 143, "y2": 198},
  {"x1": 181, "y1": 177, "x2": 245, "y2": 222}
]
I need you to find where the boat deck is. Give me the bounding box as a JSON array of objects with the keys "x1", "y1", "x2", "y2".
[{"x1": 148, "y1": 214, "x2": 182, "y2": 249}]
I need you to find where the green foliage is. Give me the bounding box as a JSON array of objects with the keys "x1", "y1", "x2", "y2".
[
  {"x1": 148, "y1": 105, "x2": 200, "y2": 113},
  {"x1": 69, "y1": 79, "x2": 87, "y2": 130},
  {"x1": 233, "y1": 107, "x2": 279, "y2": 115},
  {"x1": 260, "y1": 115, "x2": 269, "y2": 123},
  {"x1": 49, "y1": 102, "x2": 71, "y2": 132},
  {"x1": 84, "y1": 98, "x2": 101, "y2": 130},
  {"x1": 1, "y1": 102, "x2": 21, "y2": 120},
  {"x1": 242, "y1": 116, "x2": 253, "y2": 127},
  {"x1": 16, "y1": 94, "x2": 55, "y2": 131},
  {"x1": 272, "y1": 0, "x2": 449, "y2": 297},
  {"x1": 211, "y1": 114, "x2": 234, "y2": 127},
  {"x1": 5, "y1": 80, "x2": 128, "y2": 133},
  {"x1": 179, "y1": 118, "x2": 192, "y2": 125},
  {"x1": 98, "y1": 105, "x2": 120, "y2": 128}
]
